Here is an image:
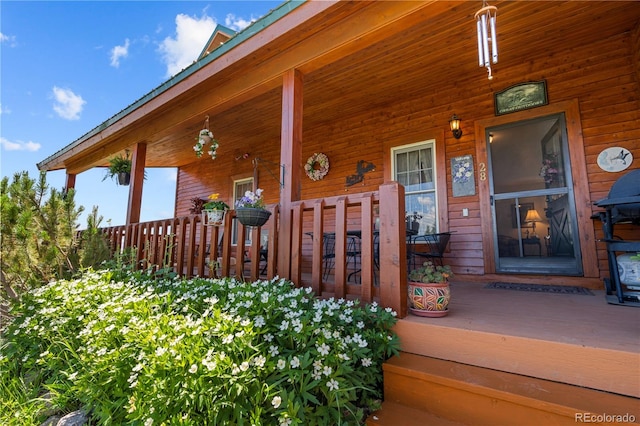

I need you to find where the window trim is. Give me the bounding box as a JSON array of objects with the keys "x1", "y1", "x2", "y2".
[
  {"x1": 389, "y1": 134, "x2": 448, "y2": 232},
  {"x1": 232, "y1": 177, "x2": 254, "y2": 246},
  {"x1": 381, "y1": 130, "x2": 448, "y2": 234}
]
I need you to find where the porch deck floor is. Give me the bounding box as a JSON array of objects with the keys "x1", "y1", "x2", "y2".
[
  {"x1": 395, "y1": 280, "x2": 640, "y2": 397},
  {"x1": 407, "y1": 280, "x2": 640, "y2": 354}
]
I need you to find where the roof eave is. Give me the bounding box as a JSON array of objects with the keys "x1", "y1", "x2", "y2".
[{"x1": 37, "y1": 0, "x2": 305, "y2": 173}]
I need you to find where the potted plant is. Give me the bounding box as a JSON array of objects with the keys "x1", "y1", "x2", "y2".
[
  {"x1": 103, "y1": 152, "x2": 132, "y2": 185},
  {"x1": 193, "y1": 116, "x2": 219, "y2": 160},
  {"x1": 202, "y1": 193, "x2": 230, "y2": 226},
  {"x1": 235, "y1": 188, "x2": 271, "y2": 227},
  {"x1": 407, "y1": 261, "x2": 453, "y2": 317}
]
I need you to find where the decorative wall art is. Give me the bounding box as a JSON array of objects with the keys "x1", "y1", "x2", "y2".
[
  {"x1": 304, "y1": 152, "x2": 330, "y2": 181},
  {"x1": 345, "y1": 160, "x2": 375, "y2": 187},
  {"x1": 494, "y1": 81, "x2": 548, "y2": 116},
  {"x1": 597, "y1": 147, "x2": 633, "y2": 173},
  {"x1": 451, "y1": 154, "x2": 475, "y2": 197}
]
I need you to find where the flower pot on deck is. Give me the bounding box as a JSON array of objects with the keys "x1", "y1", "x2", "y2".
[{"x1": 408, "y1": 281, "x2": 450, "y2": 317}]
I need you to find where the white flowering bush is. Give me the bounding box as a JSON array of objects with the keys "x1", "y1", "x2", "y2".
[{"x1": 1, "y1": 269, "x2": 399, "y2": 425}]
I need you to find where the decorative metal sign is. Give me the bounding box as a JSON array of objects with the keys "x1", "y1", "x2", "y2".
[
  {"x1": 346, "y1": 160, "x2": 375, "y2": 186},
  {"x1": 494, "y1": 81, "x2": 548, "y2": 116}
]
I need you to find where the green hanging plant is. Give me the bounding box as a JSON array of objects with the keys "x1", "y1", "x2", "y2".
[{"x1": 102, "y1": 151, "x2": 132, "y2": 185}]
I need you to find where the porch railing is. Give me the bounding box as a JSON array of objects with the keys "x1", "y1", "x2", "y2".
[{"x1": 100, "y1": 182, "x2": 408, "y2": 316}]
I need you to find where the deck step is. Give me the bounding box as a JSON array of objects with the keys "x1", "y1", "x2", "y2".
[
  {"x1": 372, "y1": 352, "x2": 639, "y2": 426},
  {"x1": 366, "y1": 401, "x2": 466, "y2": 426}
]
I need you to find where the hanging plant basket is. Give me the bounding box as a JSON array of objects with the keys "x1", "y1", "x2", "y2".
[
  {"x1": 235, "y1": 207, "x2": 271, "y2": 227},
  {"x1": 117, "y1": 172, "x2": 131, "y2": 186},
  {"x1": 203, "y1": 209, "x2": 226, "y2": 227}
]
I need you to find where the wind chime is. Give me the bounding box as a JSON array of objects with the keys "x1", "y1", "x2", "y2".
[{"x1": 475, "y1": 1, "x2": 498, "y2": 80}]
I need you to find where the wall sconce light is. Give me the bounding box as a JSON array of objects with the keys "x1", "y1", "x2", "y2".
[
  {"x1": 489, "y1": 133, "x2": 494, "y2": 143},
  {"x1": 449, "y1": 114, "x2": 462, "y2": 139}
]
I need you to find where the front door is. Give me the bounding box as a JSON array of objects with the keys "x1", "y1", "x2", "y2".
[{"x1": 487, "y1": 114, "x2": 583, "y2": 275}]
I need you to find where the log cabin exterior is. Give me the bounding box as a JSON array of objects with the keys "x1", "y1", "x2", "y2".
[{"x1": 38, "y1": 1, "x2": 640, "y2": 423}]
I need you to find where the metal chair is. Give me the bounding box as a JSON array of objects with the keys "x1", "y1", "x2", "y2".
[
  {"x1": 322, "y1": 233, "x2": 336, "y2": 281},
  {"x1": 408, "y1": 232, "x2": 452, "y2": 269}
]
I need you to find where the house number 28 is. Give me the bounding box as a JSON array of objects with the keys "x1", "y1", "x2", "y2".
[{"x1": 478, "y1": 162, "x2": 487, "y2": 181}]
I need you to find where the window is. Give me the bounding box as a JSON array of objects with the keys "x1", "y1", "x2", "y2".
[
  {"x1": 392, "y1": 141, "x2": 438, "y2": 234},
  {"x1": 232, "y1": 178, "x2": 253, "y2": 245}
]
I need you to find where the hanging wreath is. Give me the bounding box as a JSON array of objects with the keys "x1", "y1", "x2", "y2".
[{"x1": 305, "y1": 152, "x2": 330, "y2": 181}]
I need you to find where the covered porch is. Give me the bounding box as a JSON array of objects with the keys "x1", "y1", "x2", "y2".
[{"x1": 42, "y1": 0, "x2": 640, "y2": 421}]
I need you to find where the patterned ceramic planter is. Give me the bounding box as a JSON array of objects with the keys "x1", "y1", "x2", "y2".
[
  {"x1": 203, "y1": 209, "x2": 226, "y2": 226},
  {"x1": 408, "y1": 281, "x2": 450, "y2": 317}
]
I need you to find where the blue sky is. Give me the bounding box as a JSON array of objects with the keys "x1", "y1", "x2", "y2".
[{"x1": 1, "y1": 0, "x2": 282, "y2": 227}]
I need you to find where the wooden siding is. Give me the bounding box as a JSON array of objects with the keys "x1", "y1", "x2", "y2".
[{"x1": 175, "y1": 26, "x2": 639, "y2": 288}]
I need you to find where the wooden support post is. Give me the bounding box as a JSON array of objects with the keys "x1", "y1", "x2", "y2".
[
  {"x1": 378, "y1": 182, "x2": 407, "y2": 317},
  {"x1": 277, "y1": 68, "x2": 304, "y2": 279},
  {"x1": 64, "y1": 173, "x2": 76, "y2": 191},
  {"x1": 126, "y1": 142, "x2": 147, "y2": 225}
]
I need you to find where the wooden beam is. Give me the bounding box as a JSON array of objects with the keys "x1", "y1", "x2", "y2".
[
  {"x1": 277, "y1": 69, "x2": 304, "y2": 279},
  {"x1": 126, "y1": 143, "x2": 147, "y2": 225},
  {"x1": 65, "y1": 173, "x2": 76, "y2": 191}
]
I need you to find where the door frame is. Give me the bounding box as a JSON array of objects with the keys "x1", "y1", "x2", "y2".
[{"x1": 474, "y1": 99, "x2": 598, "y2": 277}]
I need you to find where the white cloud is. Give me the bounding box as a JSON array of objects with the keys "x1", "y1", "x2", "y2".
[
  {"x1": 165, "y1": 168, "x2": 178, "y2": 182},
  {"x1": 52, "y1": 86, "x2": 86, "y2": 120},
  {"x1": 110, "y1": 38, "x2": 130, "y2": 68},
  {"x1": 0, "y1": 32, "x2": 17, "y2": 47},
  {"x1": 1, "y1": 137, "x2": 41, "y2": 152},
  {"x1": 158, "y1": 13, "x2": 216, "y2": 77},
  {"x1": 0, "y1": 103, "x2": 11, "y2": 115},
  {"x1": 225, "y1": 14, "x2": 255, "y2": 31}
]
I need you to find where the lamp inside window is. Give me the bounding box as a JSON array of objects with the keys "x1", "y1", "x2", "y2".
[{"x1": 524, "y1": 209, "x2": 543, "y2": 238}]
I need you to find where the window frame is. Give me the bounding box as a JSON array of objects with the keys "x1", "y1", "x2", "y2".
[
  {"x1": 232, "y1": 178, "x2": 254, "y2": 246},
  {"x1": 391, "y1": 139, "x2": 440, "y2": 234}
]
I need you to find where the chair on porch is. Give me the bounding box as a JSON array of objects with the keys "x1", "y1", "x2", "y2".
[
  {"x1": 408, "y1": 232, "x2": 452, "y2": 269},
  {"x1": 322, "y1": 233, "x2": 336, "y2": 281}
]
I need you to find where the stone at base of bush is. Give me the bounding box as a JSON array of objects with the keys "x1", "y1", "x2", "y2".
[{"x1": 41, "y1": 410, "x2": 87, "y2": 426}]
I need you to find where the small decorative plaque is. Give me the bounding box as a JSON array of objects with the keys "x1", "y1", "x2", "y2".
[{"x1": 494, "y1": 81, "x2": 548, "y2": 116}]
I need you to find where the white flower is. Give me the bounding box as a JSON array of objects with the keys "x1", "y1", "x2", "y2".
[
  {"x1": 271, "y1": 395, "x2": 282, "y2": 409},
  {"x1": 290, "y1": 356, "x2": 300, "y2": 368},
  {"x1": 253, "y1": 355, "x2": 266, "y2": 368},
  {"x1": 279, "y1": 416, "x2": 292, "y2": 426},
  {"x1": 326, "y1": 378, "x2": 339, "y2": 391},
  {"x1": 362, "y1": 357, "x2": 372, "y2": 367},
  {"x1": 277, "y1": 359, "x2": 286, "y2": 370},
  {"x1": 189, "y1": 364, "x2": 198, "y2": 374},
  {"x1": 144, "y1": 418, "x2": 154, "y2": 426},
  {"x1": 317, "y1": 343, "x2": 330, "y2": 356}
]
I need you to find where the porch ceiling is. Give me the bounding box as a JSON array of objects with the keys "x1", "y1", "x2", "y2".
[{"x1": 39, "y1": 1, "x2": 640, "y2": 174}]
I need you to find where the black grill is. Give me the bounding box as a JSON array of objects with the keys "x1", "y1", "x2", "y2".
[
  {"x1": 594, "y1": 169, "x2": 640, "y2": 234},
  {"x1": 592, "y1": 169, "x2": 640, "y2": 306}
]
